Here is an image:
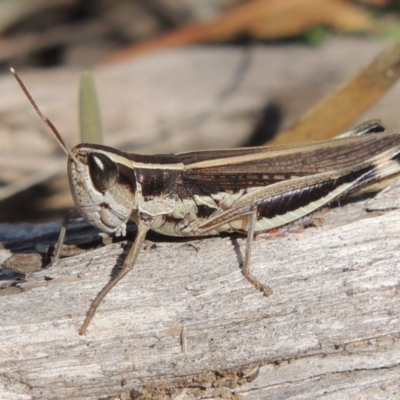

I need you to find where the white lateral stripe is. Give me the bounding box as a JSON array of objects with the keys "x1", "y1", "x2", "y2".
[
  {"x1": 88, "y1": 149, "x2": 184, "y2": 170},
  {"x1": 185, "y1": 152, "x2": 286, "y2": 169},
  {"x1": 132, "y1": 161, "x2": 184, "y2": 170}
]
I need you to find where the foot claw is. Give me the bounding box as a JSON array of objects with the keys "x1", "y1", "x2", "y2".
[
  {"x1": 261, "y1": 285, "x2": 273, "y2": 297},
  {"x1": 78, "y1": 326, "x2": 87, "y2": 336}
]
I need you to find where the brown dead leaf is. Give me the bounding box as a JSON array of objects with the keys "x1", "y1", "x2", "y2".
[
  {"x1": 248, "y1": 0, "x2": 373, "y2": 39},
  {"x1": 105, "y1": 0, "x2": 373, "y2": 63},
  {"x1": 357, "y1": 0, "x2": 389, "y2": 6},
  {"x1": 270, "y1": 37, "x2": 400, "y2": 144}
]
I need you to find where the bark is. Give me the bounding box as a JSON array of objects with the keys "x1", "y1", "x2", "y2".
[{"x1": 1, "y1": 185, "x2": 400, "y2": 399}]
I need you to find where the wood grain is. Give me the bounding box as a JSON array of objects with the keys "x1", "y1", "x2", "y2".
[{"x1": 1, "y1": 186, "x2": 400, "y2": 399}]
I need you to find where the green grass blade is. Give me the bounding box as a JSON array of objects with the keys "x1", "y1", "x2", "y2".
[{"x1": 79, "y1": 71, "x2": 102, "y2": 144}]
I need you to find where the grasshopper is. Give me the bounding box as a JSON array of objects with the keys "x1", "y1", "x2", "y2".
[{"x1": 11, "y1": 69, "x2": 400, "y2": 335}]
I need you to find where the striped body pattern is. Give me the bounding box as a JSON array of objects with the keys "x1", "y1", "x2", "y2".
[{"x1": 69, "y1": 132, "x2": 400, "y2": 242}]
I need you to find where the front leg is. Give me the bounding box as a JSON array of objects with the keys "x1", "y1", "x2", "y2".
[
  {"x1": 52, "y1": 209, "x2": 81, "y2": 263},
  {"x1": 78, "y1": 215, "x2": 154, "y2": 335}
]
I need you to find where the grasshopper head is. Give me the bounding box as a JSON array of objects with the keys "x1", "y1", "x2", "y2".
[
  {"x1": 10, "y1": 68, "x2": 137, "y2": 236},
  {"x1": 68, "y1": 144, "x2": 137, "y2": 236}
]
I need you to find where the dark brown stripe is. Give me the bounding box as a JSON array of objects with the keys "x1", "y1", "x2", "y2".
[
  {"x1": 136, "y1": 168, "x2": 181, "y2": 198},
  {"x1": 116, "y1": 162, "x2": 136, "y2": 193},
  {"x1": 257, "y1": 165, "x2": 375, "y2": 219}
]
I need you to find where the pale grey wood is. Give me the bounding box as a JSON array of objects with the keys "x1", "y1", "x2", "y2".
[{"x1": 1, "y1": 185, "x2": 400, "y2": 399}]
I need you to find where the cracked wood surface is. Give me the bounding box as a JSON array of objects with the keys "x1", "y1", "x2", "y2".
[{"x1": 1, "y1": 186, "x2": 400, "y2": 399}]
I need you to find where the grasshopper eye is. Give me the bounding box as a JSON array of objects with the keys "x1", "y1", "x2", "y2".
[{"x1": 88, "y1": 152, "x2": 118, "y2": 192}]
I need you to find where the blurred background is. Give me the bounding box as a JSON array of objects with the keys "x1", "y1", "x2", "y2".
[
  {"x1": 1, "y1": 0, "x2": 400, "y2": 223},
  {"x1": 0, "y1": 0, "x2": 398, "y2": 70}
]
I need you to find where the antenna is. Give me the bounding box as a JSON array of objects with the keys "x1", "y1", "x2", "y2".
[{"x1": 10, "y1": 68, "x2": 81, "y2": 165}]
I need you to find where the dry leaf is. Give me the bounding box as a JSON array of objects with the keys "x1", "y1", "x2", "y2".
[
  {"x1": 106, "y1": 0, "x2": 374, "y2": 63},
  {"x1": 248, "y1": 0, "x2": 372, "y2": 38}
]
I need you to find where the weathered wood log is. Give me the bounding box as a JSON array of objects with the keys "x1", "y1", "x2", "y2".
[{"x1": 1, "y1": 184, "x2": 400, "y2": 399}]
